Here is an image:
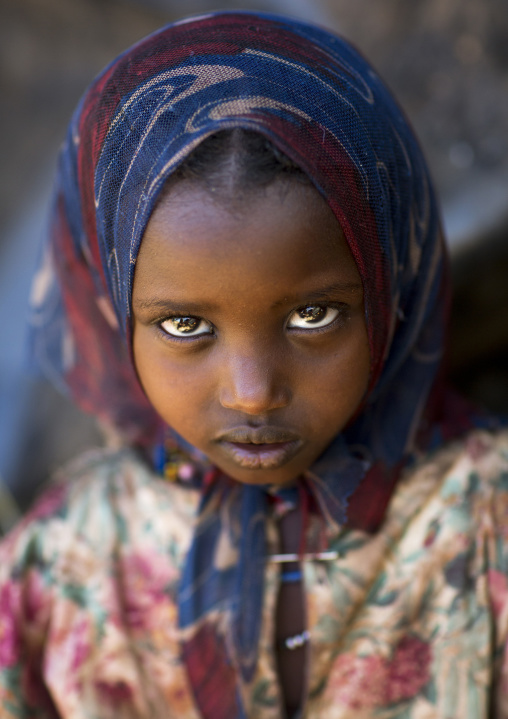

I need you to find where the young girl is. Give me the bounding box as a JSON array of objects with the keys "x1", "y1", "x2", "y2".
[{"x1": 1, "y1": 11, "x2": 507, "y2": 719}]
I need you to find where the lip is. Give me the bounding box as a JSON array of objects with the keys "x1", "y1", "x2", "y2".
[{"x1": 215, "y1": 426, "x2": 303, "y2": 470}]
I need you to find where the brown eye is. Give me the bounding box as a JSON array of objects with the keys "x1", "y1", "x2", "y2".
[
  {"x1": 287, "y1": 305, "x2": 340, "y2": 330},
  {"x1": 160, "y1": 316, "x2": 212, "y2": 337},
  {"x1": 300, "y1": 306, "x2": 326, "y2": 322}
]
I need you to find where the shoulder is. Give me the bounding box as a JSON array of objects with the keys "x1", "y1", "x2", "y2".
[
  {"x1": 0, "y1": 447, "x2": 199, "y2": 578},
  {"x1": 0, "y1": 448, "x2": 146, "y2": 564},
  {"x1": 442, "y1": 427, "x2": 508, "y2": 488},
  {"x1": 393, "y1": 428, "x2": 508, "y2": 509},
  {"x1": 381, "y1": 428, "x2": 508, "y2": 564},
  {"x1": 428, "y1": 427, "x2": 508, "y2": 513},
  {"x1": 0, "y1": 449, "x2": 199, "y2": 713},
  {"x1": 385, "y1": 429, "x2": 508, "y2": 576},
  {"x1": 434, "y1": 428, "x2": 508, "y2": 532}
]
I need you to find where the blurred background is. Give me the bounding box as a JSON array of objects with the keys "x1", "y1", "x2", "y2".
[{"x1": 1, "y1": 0, "x2": 508, "y2": 532}]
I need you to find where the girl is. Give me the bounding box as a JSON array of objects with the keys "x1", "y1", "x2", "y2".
[{"x1": 1, "y1": 10, "x2": 507, "y2": 719}]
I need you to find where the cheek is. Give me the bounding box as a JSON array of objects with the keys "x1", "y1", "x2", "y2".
[
  {"x1": 304, "y1": 326, "x2": 370, "y2": 425},
  {"x1": 133, "y1": 332, "x2": 212, "y2": 433}
]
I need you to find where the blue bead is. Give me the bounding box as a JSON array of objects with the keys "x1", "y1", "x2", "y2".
[{"x1": 280, "y1": 570, "x2": 302, "y2": 583}]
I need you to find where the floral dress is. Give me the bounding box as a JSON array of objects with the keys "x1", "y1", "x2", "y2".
[{"x1": 1, "y1": 428, "x2": 508, "y2": 719}]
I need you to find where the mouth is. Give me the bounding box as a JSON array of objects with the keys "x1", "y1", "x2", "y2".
[{"x1": 214, "y1": 426, "x2": 303, "y2": 470}]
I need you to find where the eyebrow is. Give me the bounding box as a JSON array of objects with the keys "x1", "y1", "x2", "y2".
[
  {"x1": 133, "y1": 281, "x2": 363, "y2": 315},
  {"x1": 132, "y1": 297, "x2": 216, "y2": 314},
  {"x1": 272, "y1": 281, "x2": 363, "y2": 307}
]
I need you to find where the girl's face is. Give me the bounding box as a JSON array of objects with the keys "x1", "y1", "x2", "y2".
[{"x1": 132, "y1": 179, "x2": 370, "y2": 487}]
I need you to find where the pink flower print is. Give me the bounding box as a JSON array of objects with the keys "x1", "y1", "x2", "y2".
[
  {"x1": 89, "y1": 624, "x2": 147, "y2": 713},
  {"x1": 327, "y1": 652, "x2": 389, "y2": 709},
  {"x1": 94, "y1": 679, "x2": 133, "y2": 704},
  {"x1": 70, "y1": 617, "x2": 93, "y2": 673},
  {"x1": 328, "y1": 635, "x2": 432, "y2": 709},
  {"x1": 488, "y1": 569, "x2": 508, "y2": 620},
  {"x1": 20, "y1": 570, "x2": 51, "y2": 640},
  {"x1": 385, "y1": 635, "x2": 432, "y2": 703},
  {"x1": 121, "y1": 551, "x2": 177, "y2": 632},
  {"x1": 21, "y1": 653, "x2": 58, "y2": 715},
  {"x1": 0, "y1": 580, "x2": 20, "y2": 667},
  {"x1": 465, "y1": 433, "x2": 490, "y2": 461},
  {"x1": 423, "y1": 518, "x2": 440, "y2": 548}
]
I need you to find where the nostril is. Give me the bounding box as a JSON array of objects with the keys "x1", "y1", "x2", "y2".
[
  {"x1": 219, "y1": 375, "x2": 289, "y2": 414},
  {"x1": 219, "y1": 387, "x2": 289, "y2": 414}
]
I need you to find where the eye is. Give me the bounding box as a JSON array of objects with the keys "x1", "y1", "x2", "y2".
[
  {"x1": 287, "y1": 304, "x2": 341, "y2": 330},
  {"x1": 160, "y1": 316, "x2": 213, "y2": 338}
]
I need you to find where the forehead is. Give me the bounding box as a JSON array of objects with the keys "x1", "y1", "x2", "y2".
[{"x1": 133, "y1": 179, "x2": 363, "y2": 309}]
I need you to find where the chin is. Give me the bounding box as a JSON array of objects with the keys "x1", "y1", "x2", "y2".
[{"x1": 215, "y1": 462, "x2": 302, "y2": 488}]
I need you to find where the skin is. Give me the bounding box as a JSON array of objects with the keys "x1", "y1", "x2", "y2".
[{"x1": 132, "y1": 179, "x2": 370, "y2": 488}]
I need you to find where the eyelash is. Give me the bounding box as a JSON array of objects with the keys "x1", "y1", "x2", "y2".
[
  {"x1": 155, "y1": 316, "x2": 215, "y2": 344},
  {"x1": 155, "y1": 302, "x2": 349, "y2": 343},
  {"x1": 287, "y1": 303, "x2": 349, "y2": 333}
]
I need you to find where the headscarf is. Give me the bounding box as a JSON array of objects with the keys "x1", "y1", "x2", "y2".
[{"x1": 30, "y1": 11, "x2": 464, "y2": 716}]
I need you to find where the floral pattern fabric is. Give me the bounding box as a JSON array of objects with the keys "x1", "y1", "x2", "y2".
[{"x1": 1, "y1": 428, "x2": 508, "y2": 719}]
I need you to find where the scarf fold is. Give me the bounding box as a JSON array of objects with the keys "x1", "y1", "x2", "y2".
[{"x1": 29, "y1": 11, "x2": 473, "y2": 716}]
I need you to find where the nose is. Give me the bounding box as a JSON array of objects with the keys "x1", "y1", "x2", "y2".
[{"x1": 218, "y1": 349, "x2": 290, "y2": 415}]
